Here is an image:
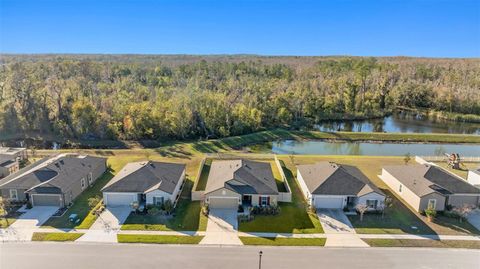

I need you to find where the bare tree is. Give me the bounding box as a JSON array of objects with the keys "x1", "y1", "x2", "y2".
[
  {"x1": 355, "y1": 203, "x2": 369, "y2": 222},
  {"x1": 452, "y1": 204, "x2": 475, "y2": 223}
]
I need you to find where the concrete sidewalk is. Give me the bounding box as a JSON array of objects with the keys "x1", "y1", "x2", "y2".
[
  {"x1": 317, "y1": 209, "x2": 369, "y2": 247},
  {"x1": 76, "y1": 206, "x2": 131, "y2": 243}
]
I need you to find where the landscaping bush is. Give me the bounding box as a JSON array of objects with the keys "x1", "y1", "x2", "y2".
[
  {"x1": 238, "y1": 214, "x2": 254, "y2": 223},
  {"x1": 251, "y1": 205, "x2": 281, "y2": 216},
  {"x1": 424, "y1": 208, "x2": 437, "y2": 222}
]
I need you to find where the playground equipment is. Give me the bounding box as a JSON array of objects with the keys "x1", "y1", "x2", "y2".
[{"x1": 445, "y1": 153, "x2": 463, "y2": 170}]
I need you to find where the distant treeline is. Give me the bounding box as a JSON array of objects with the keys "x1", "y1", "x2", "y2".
[{"x1": 0, "y1": 55, "x2": 479, "y2": 140}]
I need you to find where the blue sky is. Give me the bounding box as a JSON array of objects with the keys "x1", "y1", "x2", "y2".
[{"x1": 1, "y1": 0, "x2": 479, "y2": 57}]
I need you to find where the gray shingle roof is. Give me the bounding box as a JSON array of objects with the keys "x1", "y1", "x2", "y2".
[
  {"x1": 0, "y1": 154, "x2": 106, "y2": 194},
  {"x1": 101, "y1": 161, "x2": 186, "y2": 194},
  {"x1": 383, "y1": 164, "x2": 480, "y2": 197},
  {"x1": 297, "y1": 162, "x2": 384, "y2": 196},
  {"x1": 205, "y1": 160, "x2": 279, "y2": 195}
]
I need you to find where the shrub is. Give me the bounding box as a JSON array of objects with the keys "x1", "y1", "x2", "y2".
[
  {"x1": 148, "y1": 207, "x2": 160, "y2": 216},
  {"x1": 424, "y1": 208, "x2": 437, "y2": 221}
]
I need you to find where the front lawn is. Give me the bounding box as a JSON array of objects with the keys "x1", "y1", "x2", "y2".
[
  {"x1": 41, "y1": 171, "x2": 114, "y2": 229},
  {"x1": 239, "y1": 160, "x2": 323, "y2": 234},
  {"x1": 121, "y1": 200, "x2": 207, "y2": 231},
  {"x1": 239, "y1": 236, "x2": 326, "y2": 246},
  {"x1": 362, "y1": 238, "x2": 480, "y2": 249},
  {"x1": 32, "y1": 232, "x2": 84, "y2": 242},
  {"x1": 117, "y1": 234, "x2": 204, "y2": 244}
]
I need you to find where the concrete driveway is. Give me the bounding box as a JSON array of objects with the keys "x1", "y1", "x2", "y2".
[
  {"x1": 0, "y1": 206, "x2": 58, "y2": 242},
  {"x1": 317, "y1": 209, "x2": 368, "y2": 247},
  {"x1": 200, "y1": 208, "x2": 242, "y2": 245},
  {"x1": 76, "y1": 206, "x2": 132, "y2": 243},
  {"x1": 467, "y1": 209, "x2": 480, "y2": 231}
]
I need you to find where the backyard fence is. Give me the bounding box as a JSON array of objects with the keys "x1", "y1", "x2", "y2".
[
  {"x1": 274, "y1": 155, "x2": 292, "y2": 203},
  {"x1": 420, "y1": 156, "x2": 480, "y2": 162}
]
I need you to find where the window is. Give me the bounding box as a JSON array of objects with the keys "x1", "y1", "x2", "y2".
[
  {"x1": 398, "y1": 184, "x2": 403, "y2": 193},
  {"x1": 88, "y1": 173, "x2": 93, "y2": 184},
  {"x1": 153, "y1": 196, "x2": 164, "y2": 206},
  {"x1": 260, "y1": 196, "x2": 269, "y2": 206},
  {"x1": 81, "y1": 178, "x2": 86, "y2": 189},
  {"x1": 427, "y1": 199, "x2": 436, "y2": 210},
  {"x1": 9, "y1": 189, "x2": 18, "y2": 200},
  {"x1": 366, "y1": 199, "x2": 378, "y2": 209}
]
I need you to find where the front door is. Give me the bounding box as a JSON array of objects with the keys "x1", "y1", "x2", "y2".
[{"x1": 242, "y1": 195, "x2": 252, "y2": 206}]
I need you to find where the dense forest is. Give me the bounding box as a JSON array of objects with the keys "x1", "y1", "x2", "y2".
[{"x1": 0, "y1": 55, "x2": 479, "y2": 141}]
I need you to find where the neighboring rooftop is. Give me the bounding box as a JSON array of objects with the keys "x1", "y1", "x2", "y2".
[
  {"x1": 102, "y1": 161, "x2": 186, "y2": 194},
  {"x1": 0, "y1": 154, "x2": 106, "y2": 193},
  {"x1": 383, "y1": 164, "x2": 480, "y2": 197},
  {"x1": 205, "y1": 159, "x2": 278, "y2": 195},
  {"x1": 0, "y1": 147, "x2": 26, "y2": 155},
  {"x1": 297, "y1": 162, "x2": 384, "y2": 196}
]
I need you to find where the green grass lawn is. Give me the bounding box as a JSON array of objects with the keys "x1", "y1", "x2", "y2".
[
  {"x1": 32, "y1": 232, "x2": 84, "y2": 241},
  {"x1": 0, "y1": 218, "x2": 16, "y2": 228},
  {"x1": 195, "y1": 158, "x2": 211, "y2": 191},
  {"x1": 41, "y1": 171, "x2": 114, "y2": 229},
  {"x1": 117, "y1": 234, "x2": 204, "y2": 244},
  {"x1": 238, "y1": 160, "x2": 323, "y2": 234},
  {"x1": 434, "y1": 162, "x2": 480, "y2": 180},
  {"x1": 121, "y1": 200, "x2": 207, "y2": 231},
  {"x1": 362, "y1": 238, "x2": 480, "y2": 249},
  {"x1": 239, "y1": 236, "x2": 326, "y2": 246}
]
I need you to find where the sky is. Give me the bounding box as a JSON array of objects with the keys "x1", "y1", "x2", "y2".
[{"x1": 0, "y1": 0, "x2": 479, "y2": 57}]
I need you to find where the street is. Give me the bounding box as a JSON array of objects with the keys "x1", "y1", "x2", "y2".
[{"x1": 1, "y1": 243, "x2": 478, "y2": 269}]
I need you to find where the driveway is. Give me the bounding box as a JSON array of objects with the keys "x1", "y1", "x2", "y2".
[
  {"x1": 200, "y1": 208, "x2": 242, "y2": 245},
  {"x1": 467, "y1": 209, "x2": 480, "y2": 231},
  {"x1": 317, "y1": 209, "x2": 368, "y2": 247},
  {"x1": 0, "y1": 206, "x2": 58, "y2": 242},
  {"x1": 76, "y1": 206, "x2": 132, "y2": 243}
]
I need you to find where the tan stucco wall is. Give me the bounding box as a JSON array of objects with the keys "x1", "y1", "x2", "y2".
[
  {"x1": 296, "y1": 169, "x2": 313, "y2": 205},
  {"x1": 205, "y1": 188, "x2": 241, "y2": 205},
  {"x1": 419, "y1": 192, "x2": 446, "y2": 211},
  {"x1": 358, "y1": 192, "x2": 386, "y2": 210},
  {"x1": 448, "y1": 195, "x2": 480, "y2": 208},
  {"x1": 251, "y1": 194, "x2": 278, "y2": 206},
  {"x1": 381, "y1": 169, "x2": 423, "y2": 212}
]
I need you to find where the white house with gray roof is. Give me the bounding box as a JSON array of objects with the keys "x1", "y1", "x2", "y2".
[
  {"x1": 204, "y1": 160, "x2": 279, "y2": 209},
  {"x1": 101, "y1": 161, "x2": 186, "y2": 207},
  {"x1": 0, "y1": 154, "x2": 107, "y2": 207},
  {"x1": 381, "y1": 164, "x2": 480, "y2": 212},
  {"x1": 297, "y1": 162, "x2": 385, "y2": 210}
]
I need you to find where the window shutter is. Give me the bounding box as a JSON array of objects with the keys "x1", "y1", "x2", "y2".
[
  {"x1": 259, "y1": 196, "x2": 262, "y2": 205},
  {"x1": 267, "y1": 196, "x2": 270, "y2": 205}
]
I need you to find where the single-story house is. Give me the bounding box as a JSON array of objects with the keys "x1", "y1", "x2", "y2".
[
  {"x1": 380, "y1": 164, "x2": 480, "y2": 212},
  {"x1": 101, "y1": 161, "x2": 186, "y2": 208},
  {"x1": 0, "y1": 156, "x2": 19, "y2": 178},
  {"x1": 0, "y1": 154, "x2": 107, "y2": 207},
  {"x1": 204, "y1": 159, "x2": 279, "y2": 209},
  {"x1": 296, "y1": 162, "x2": 385, "y2": 210},
  {"x1": 467, "y1": 168, "x2": 480, "y2": 187},
  {"x1": 0, "y1": 147, "x2": 27, "y2": 162}
]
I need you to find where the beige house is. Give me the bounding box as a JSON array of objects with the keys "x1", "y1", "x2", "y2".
[
  {"x1": 297, "y1": 162, "x2": 385, "y2": 210},
  {"x1": 204, "y1": 160, "x2": 279, "y2": 209},
  {"x1": 0, "y1": 157, "x2": 19, "y2": 178},
  {"x1": 380, "y1": 164, "x2": 480, "y2": 212}
]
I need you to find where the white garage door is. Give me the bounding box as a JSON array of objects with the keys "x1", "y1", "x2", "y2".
[
  {"x1": 31, "y1": 194, "x2": 62, "y2": 207},
  {"x1": 209, "y1": 197, "x2": 238, "y2": 209},
  {"x1": 314, "y1": 196, "x2": 344, "y2": 209},
  {"x1": 104, "y1": 193, "x2": 137, "y2": 207}
]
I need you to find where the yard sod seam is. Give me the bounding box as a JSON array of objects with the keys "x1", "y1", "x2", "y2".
[
  {"x1": 117, "y1": 234, "x2": 204, "y2": 244},
  {"x1": 31, "y1": 232, "x2": 84, "y2": 242},
  {"x1": 362, "y1": 238, "x2": 480, "y2": 249},
  {"x1": 239, "y1": 237, "x2": 326, "y2": 246}
]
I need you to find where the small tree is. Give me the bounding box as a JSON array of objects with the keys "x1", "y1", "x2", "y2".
[
  {"x1": 381, "y1": 196, "x2": 393, "y2": 218},
  {"x1": 88, "y1": 196, "x2": 101, "y2": 209},
  {"x1": 355, "y1": 203, "x2": 369, "y2": 222},
  {"x1": 451, "y1": 204, "x2": 474, "y2": 223},
  {"x1": 424, "y1": 208, "x2": 437, "y2": 222},
  {"x1": 0, "y1": 198, "x2": 13, "y2": 226},
  {"x1": 404, "y1": 152, "x2": 411, "y2": 165}
]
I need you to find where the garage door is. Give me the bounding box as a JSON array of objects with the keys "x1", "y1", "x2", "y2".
[
  {"x1": 31, "y1": 194, "x2": 62, "y2": 207},
  {"x1": 314, "y1": 196, "x2": 344, "y2": 209},
  {"x1": 209, "y1": 197, "x2": 238, "y2": 209},
  {"x1": 105, "y1": 193, "x2": 137, "y2": 207}
]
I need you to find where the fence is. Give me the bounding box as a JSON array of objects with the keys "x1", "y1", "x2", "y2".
[
  {"x1": 274, "y1": 155, "x2": 292, "y2": 203},
  {"x1": 420, "y1": 156, "x2": 480, "y2": 162},
  {"x1": 191, "y1": 157, "x2": 206, "y2": 201}
]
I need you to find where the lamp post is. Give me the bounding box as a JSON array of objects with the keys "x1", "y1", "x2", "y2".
[{"x1": 258, "y1": 251, "x2": 263, "y2": 269}]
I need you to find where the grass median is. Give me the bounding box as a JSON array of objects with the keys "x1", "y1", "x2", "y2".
[
  {"x1": 240, "y1": 237, "x2": 326, "y2": 246},
  {"x1": 32, "y1": 232, "x2": 84, "y2": 242},
  {"x1": 117, "y1": 234, "x2": 204, "y2": 244},
  {"x1": 362, "y1": 238, "x2": 480, "y2": 249}
]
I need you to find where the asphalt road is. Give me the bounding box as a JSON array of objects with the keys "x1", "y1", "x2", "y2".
[{"x1": 1, "y1": 243, "x2": 479, "y2": 269}]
